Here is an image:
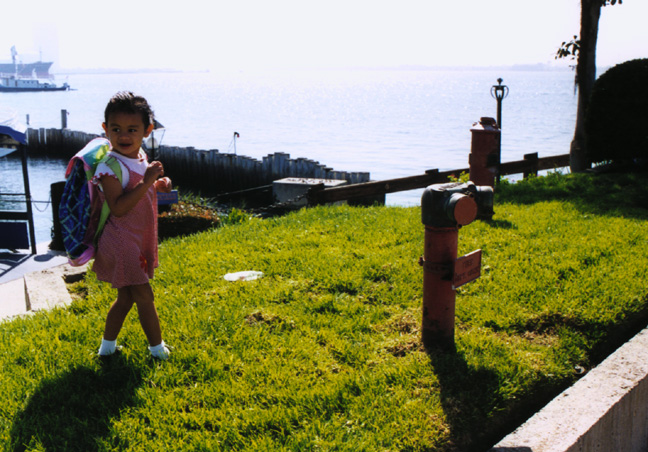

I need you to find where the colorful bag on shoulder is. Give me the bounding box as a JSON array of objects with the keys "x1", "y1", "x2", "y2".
[{"x1": 59, "y1": 137, "x2": 122, "y2": 266}]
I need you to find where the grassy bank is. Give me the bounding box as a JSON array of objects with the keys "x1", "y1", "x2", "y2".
[{"x1": 1, "y1": 171, "x2": 647, "y2": 451}]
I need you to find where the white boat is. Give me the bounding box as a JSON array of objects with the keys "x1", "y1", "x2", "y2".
[{"x1": 0, "y1": 74, "x2": 70, "y2": 92}]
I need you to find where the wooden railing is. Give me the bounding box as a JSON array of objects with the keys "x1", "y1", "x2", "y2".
[
  {"x1": 308, "y1": 152, "x2": 571, "y2": 205},
  {"x1": 501, "y1": 153, "x2": 571, "y2": 180}
]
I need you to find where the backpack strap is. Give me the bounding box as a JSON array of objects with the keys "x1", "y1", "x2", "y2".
[{"x1": 95, "y1": 155, "x2": 123, "y2": 242}]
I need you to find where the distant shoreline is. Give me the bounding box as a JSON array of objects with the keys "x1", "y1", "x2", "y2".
[
  {"x1": 51, "y1": 67, "x2": 197, "y2": 76},
  {"x1": 50, "y1": 63, "x2": 583, "y2": 77}
]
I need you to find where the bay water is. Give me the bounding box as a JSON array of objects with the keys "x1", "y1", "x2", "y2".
[{"x1": 0, "y1": 68, "x2": 576, "y2": 245}]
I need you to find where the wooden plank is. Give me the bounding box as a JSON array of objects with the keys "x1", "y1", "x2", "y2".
[
  {"x1": 536, "y1": 154, "x2": 571, "y2": 170},
  {"x1": 499, "y1": 154, "x2": 570, "y2": 176},
  {"x1": 309, "y1": 168, "x2": 469, "y2": 204}
]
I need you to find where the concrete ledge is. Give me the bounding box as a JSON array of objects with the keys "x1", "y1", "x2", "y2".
[
  {"x1": 24, "y1": 263, "x2": 88, "y2": 313},
  {"x1": 25, "y1": 269, "x2": 72, "y2": 312},
  {"x1": 489, "y1": 327, "x2": 648, "y2": 452},
  {"x1": 0, "y1": 278, "x2": 29, "y2": 320},
  {"x1": 273, "y1": 177, "x2": 348, "y2": 207}
]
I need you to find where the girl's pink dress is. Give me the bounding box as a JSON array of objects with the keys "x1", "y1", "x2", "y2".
[{"x1": 92, "y1": 153, "x2": 158, "y2": 289}]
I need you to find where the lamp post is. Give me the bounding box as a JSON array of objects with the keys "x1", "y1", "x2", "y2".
[
  {"x1": 490, "y1": 78, "x2": 508, "y2": 184},
  {"x1": 233, "y1": 131, "x2": 240, "y2": 154},
  {"x1": 490, "y1": 78, "x2": 509, "y2": 129},
  {"x1": 146, "y1": 119, "x2": 166, "y2": 161}
]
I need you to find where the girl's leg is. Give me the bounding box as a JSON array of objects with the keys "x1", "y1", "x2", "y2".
[
  {"x1": 130, "y1": 282, "x2": 162, "y2": 347},
  {"x1": 103, "y1": 287, "x2": 135, "y2": 341}
]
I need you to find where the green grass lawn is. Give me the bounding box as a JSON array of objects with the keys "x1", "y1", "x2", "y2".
[{"x1": 1, "y1": 171, "x2": 647, "y2": 451}]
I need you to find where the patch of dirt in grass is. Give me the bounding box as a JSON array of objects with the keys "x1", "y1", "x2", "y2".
[
  {"x1": 521, "y1": 331, "x2": 560, "y2": 347},
  {"x1": 65, "y1": 281, "x2": 88, "y2": 302},
  {"x1": 382, "y1": 311, "x2": 420, "y2": 335},
  {"x1": 377, "y1": 312, "x2": 424, "y2": 357},
  {"x1": 385, "y1": 338, "x2": 424, "y2": 357},
  {"x1": 158, "y1": 201, "x2": 221, "y2": 240},
  {"x1": 245, "y1": 310, "x2": 296, "y2": 331}
]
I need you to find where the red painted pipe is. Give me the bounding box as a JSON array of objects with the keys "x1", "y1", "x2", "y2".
[{"x1": 421, "y1": 226, "x2": 459, "y2": 351}]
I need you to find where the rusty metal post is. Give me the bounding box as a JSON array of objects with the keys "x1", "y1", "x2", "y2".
[
  {"x1": 469, "y1": 117, "x2": 500, "y2": 188},
  {"x1": 421, "y1": 226, "x2": 459, "y2": 350},
  {"x1": 420, "y1": 182, "x2": 494, "y2": 352}
]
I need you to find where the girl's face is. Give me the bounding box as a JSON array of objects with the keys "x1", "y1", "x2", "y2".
[{"x1": 102, "y1": 112, "x2": 153, "y2": 159}]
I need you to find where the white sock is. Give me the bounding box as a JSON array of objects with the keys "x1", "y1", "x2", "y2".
[
  {"x1": 98, "y1": 339, "x2": 117, "y2": 356},
  {"x1": 149, "y1": 341, "x2": 170, "y2": 360}
]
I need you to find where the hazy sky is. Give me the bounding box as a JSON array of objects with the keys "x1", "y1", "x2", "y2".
[{"x1": 1, "y1": 0, "x2": 646, "y2": 71}]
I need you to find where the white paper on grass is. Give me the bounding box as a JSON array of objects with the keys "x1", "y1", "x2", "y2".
[{"x1": 223, "y1": 271, "x2": 263, "y2": 281}]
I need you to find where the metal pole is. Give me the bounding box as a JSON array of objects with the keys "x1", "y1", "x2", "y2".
[
  {"x1": 496, "y1": 98, "x2": 503, "y2": 129},
  {"x1": 490, "y1": 78, "x2": 508, "y2": 129},
  {"x1": 490, "y1": 79, "x2": 508, "y2": 184},
  {"x1": 20, "y1": 145, "x2": 37, "y2": 254}
]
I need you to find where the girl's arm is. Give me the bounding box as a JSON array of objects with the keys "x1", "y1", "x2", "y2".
[{"x1": 101, "y1": 161, "x2": 164, "y2": 217}]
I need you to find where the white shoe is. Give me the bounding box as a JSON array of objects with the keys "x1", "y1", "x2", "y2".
[
  {"x1": 149, "y1": 341, "x2": 171, "y2": 360},
  {"x1": 98, "y1": 339, "x2": 121, "y2": 356}
]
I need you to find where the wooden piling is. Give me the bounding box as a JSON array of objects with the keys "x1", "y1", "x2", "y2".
[{"x1": 22, "y1": 128, "x2": 370, "y2": 198}]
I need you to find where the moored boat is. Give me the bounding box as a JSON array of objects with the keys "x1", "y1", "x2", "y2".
[{"x1": 0, "y1": 74, "x2": 70, "y2": 92}]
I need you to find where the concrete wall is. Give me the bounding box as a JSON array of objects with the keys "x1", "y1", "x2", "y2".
[{"x1": 489, "y1": 327, "x2": 648, "y2": 452}]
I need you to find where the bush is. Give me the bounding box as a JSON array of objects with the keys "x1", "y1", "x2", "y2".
[{"x1": 585, "y1": 58, "x2": 648, "y2": 165}]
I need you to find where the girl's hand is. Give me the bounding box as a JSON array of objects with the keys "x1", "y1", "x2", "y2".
[
  {"x1": 155, "y1": 177, "x2": 173, "y2": 193},
  {"x1": 144, "y1": 161, "x2": 164, "y2": 186},
  {"x1": 102, "y1": 161, "x2": 170, "y2": 218}
]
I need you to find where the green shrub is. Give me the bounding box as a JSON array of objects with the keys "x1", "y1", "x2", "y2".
[{"x1": 585, "y1": 58, "x2": 648, "y2": 165}]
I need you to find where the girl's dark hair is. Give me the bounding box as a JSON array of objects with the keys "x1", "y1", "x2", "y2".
[{"x1": 104, "y1": 91, "x2": 154, "y2": 129}]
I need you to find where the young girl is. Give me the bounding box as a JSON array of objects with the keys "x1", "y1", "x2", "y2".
[{"x1": 94, "y1": 91, "x2": 172, "y2": 360}]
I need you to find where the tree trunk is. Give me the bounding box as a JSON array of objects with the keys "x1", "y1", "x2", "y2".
[{"x1": 570, "y1": 0, "x2": 601, "y2": 172}]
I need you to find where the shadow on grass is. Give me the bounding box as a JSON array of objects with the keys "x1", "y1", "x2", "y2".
[
  {"x1": 9, "y1": 355, "x2": 143, "y2": 452},
  {"x1": 495, "y1": 171, "x2": 648, "y2": 219},
  {"x1": 483, "y1": 218, "x2": 516, "y2": 229},
  {"x1": 425, "y1": 347, "x2": 556, "y2": 452}
]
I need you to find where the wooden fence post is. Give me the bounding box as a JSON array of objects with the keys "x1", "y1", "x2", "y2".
[{"x1": 523, "y1": 153, "x2": 539, "y2": 179}]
